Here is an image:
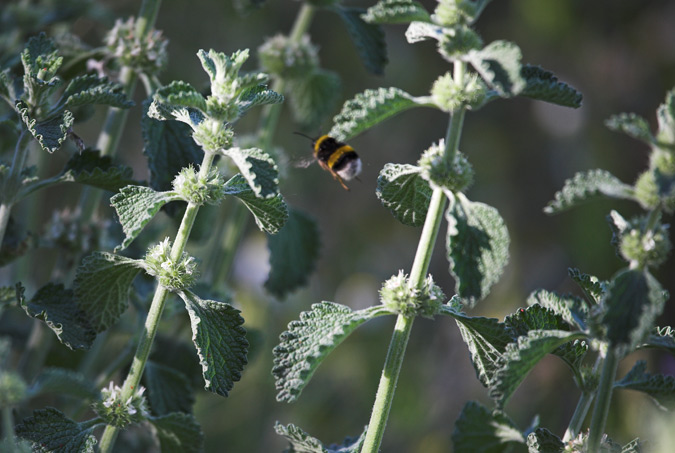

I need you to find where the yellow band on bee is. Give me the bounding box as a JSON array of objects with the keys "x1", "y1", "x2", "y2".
[
  {"x1": 327, "y1": 145, "x2": 354, "y2": 168},
  {"x1": 313, "y1": 135, "x2": 331, "y2": 155}
]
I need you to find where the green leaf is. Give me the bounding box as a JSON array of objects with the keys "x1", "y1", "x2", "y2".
[
  {"x1": 46, "y1": 149, "x2": 135, "y2": 193},
  {"x1": 29, "y1": 368, "x2": 100, "y2": 401},
  {"x1": 614, "y1": 360, "x2": 675, "y2": 410},
  {"x1": 466, "y1": 41, "x2": 525, "y2": 97},
  {"x1": 148, "y1": 412, "x2": 204, "y2": 453},
  {"x1": 20, "y1": 283, "x2": 96, "y2": 350},
  {"x1": 519, "y1": 65, "x2": 582, "y2": 108},
  {"x1": 526, "y1": 428, "x2": 564, "y2": 453},
  {"x1": 376, "y1": 163, "x2": 432, "y2": 227},
  {"x1": 446, "y1": 193, "x2": 510, "y2": 307},
  {"x1": 0, "y1": 217, "x2": 34, "y2": 268},
  {"x1": 656, "y1": 88, "x2": 675, "y2": 145},
  {"x1": 526, "y1": 289, "x2": 588, "y2": 331},
  {"x1": 21, "y1": 33, "x2": 61, "y2": 80},
  {"x1": 639, "y1": 326, "x2": 675, "y2": 355},
  {"x1": 568, "y1": 267, "x2": 607, "y2": 304},
  {"x1": 489, "y1": 330, "x2": 588, "y2": 408},
  {"x1": 274, "y1": 422, "x2": 367, "y2": 453},
  {"x1": 74, "y1": 252, "x2": 144, "y2": 333},
  {"x1": 287, "y1": 69, "x2": 342, "y2": 130},
  {"x1": 329, "y1": 87, "x2": 426, "y2": 141},
  {"x1": 362, "y1": 0, "x2": 431, "y2": 24},
  {"x1": 144, "y1": 361, "x2": 195, "y2": 415},
  {"x1": 265, "y1": 208, "x2": 320, "y2": 299},
  {"x1": 220, "y1": 147, "x2": 280, "y2": 199},
  {"x1": 17, "y1": 100, "x2": 73, "y2": 153},
  {"x1": 236, "y1": 84, "x2": 284, "y2": 116},
  {"x1": 15, "y1": 407, "x2": 99, "y2": 453},
  {"x1": 605, "y1": 113, "x2": 655, "y2": 145},
  {"x1": 147, "y1": 80, "x2": 206, "y2": 128},
  {"x1": 602, "y1": 268, "x2": 668, "y2": 352},
  {"x1": 621, "y1": 439, "x2": 644, "y2": 453},
  {"x1": 273, "y1": 302, "x2": 392, "y2": 402},
  {"x1": 405, "y1": 21, "x2": 450, "y2": 43},
  {"x1": 544, "y1": 169, "x2": 635, "y2": 214},
  {"x1": 1, "y1": 284, "x2": 20, "y2": 316},
  {"x1": 451, "y1": 401, "x2": 525, "y2": 452},
  {"x1": 178, "y1": 290, "x2": 248, "y2": 397},
  {"x1": 224, "y1": 174, "x2": 288, "y2": 234},
  {"x1": 62, "y1": 74, "x2": 134, "y2": 109},
  {"x1": 337, "y1": 7, "x2": 387, "y2": 75},
  {"x1": 110, "y1": 185, "x2": 183, "y2": 252}
]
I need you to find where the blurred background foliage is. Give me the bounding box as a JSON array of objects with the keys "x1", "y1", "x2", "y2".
[{"x1": 2, "y1": 0, "x2": 675, "y2": 451}]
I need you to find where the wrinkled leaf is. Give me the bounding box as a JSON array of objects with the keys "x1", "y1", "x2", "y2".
[
  {"x1": 62, "y1": 74, "x2": 134, "y2": 109},
  {"x1": 237, "y1": 84, "x2": 284, "y2": 116},
  {"x1": 144, "y1": 361, "x2": 195, "y2": 415},
  {"x1": 520, "y1": 65, "x2": 582, "y2": 108},
  {"x1": 526, "y1": 428, "x2": 564, "y2": 453},
  {"x1": 526, "y1": 289, "x2": 588, "y2": 331},
  {"x1": 466, "y1": 41, "x2": 525, "y2": 97},
  {"x1": 605, "y1": 113, "x2": 654, "y2": 145},
  {"x1": 147, "y1": 80, "x2": 206, "y2": 127},
  {"x1": 17, "y1": 100, "x2": 73, "y2": 153},
  {"x1": 16, "y1": 408, "x2": 99, "y2": 453},
  {"x1": 287, "y1": 69, "x2": 342, "y2": 130},
  {"x1": 568, "y1": 267, "x2": 607, "y2": 304},
  {"x1": 224, "y1": 174, "x2": 288, "y2": 234},
  {"x1": 545, "y1": 169, "x2": 635, "y2": 214},
  {"x1": 639, "y1": 326, "x2": 675, "y2": 355},
  {"x1": 451, "y1": 401, "x2": 525, "y2": 452},
  {"x1": 274, "y1": 422, "x2": 367, "y2": 453},
  {"x1": 337, "y1": 7, "x2": 387, "y2": 75},
  {"x1": 148, "y1": 412, "x2": 204, "y2": 453},
  {"x1": 376, "y1": 163, "x2": 432, "y2": 227},
  {"x1": 362, "y1": 0, "x2": 431, "y2": 24},
  {"x1": 614, "y1": 360, "x2": 675, "y2": 410},
  {"x1": 221, "y1": 147, "x2": 279, "y2": 199}
]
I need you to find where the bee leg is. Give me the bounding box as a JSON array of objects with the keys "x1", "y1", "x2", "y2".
[{"x1": 331, "y1": 170, "x2": 350, "y2": 191}]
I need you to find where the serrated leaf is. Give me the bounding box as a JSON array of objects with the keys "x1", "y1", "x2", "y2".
[
  {"x1": 526, "y1": 428, "x2": 564, "y2": 453},
  {"x1": 605, "y1": 113, "x2": 654, "y2": 144},
  {"x1": 329, "y1": 87, "x2": 425, "y2": 141},
  {"x1": 148, "y1": 412, "x2": 204, "y2": 453},
  {"x1": 466, "y1": 41, "x2": 525, "y2": 97},
  {"x1": 405, "y1": 21, "x2": 450, "y2": 44},
  {"x1": 287, "y1": 69, "x2": 342, "y2": 130},
  {"x1": 527, "y1": 289, "x2": 588, "y2": 330},
  {"x1": 29, "y1": 368, "x2": 100, "y2": 401},
  {"x1": 62, "y1": 74, "x2": 134, "y2": 109},
  {"x1": 237, "y1": 84, "x2": 284, "y2": 116},
  {"x1": 178, "y1": 290, "x2": 248, "y2": 397},
  {"x1": 17, "y1": 100, "x2": 73, "y2": 153},
  {"x1": 224, "y1": 173, "x2": 288, "y2": 234},
  {"x1": 74, "y1": 252, "x2": 144, "y2": 333},
  {"x1": 21, "y1": 33, "x2": 60, "y2": 78},
  {"x1": 275, "y1": 422, "x2": 367, "y2": 453},
  {"x1": 451, "y1": 401, "x2": 525, "y2": 452},
  {"x1": 621, "y1": 439, "x2": 644, "y2": 453},
  {"x1": 376, "y1": 163, "x2": 432, "y2": 227},
  {"x1": 614, "y1": 360, "x2": 675, "y2": 410},
  {"x1": 20, "y1": 283, "x2": 96, "y2": 350},
  {"x1": 362, "y1": 0, "x2": 431, "y2": 24},
  {"x1": 45, "y1": 149, "x2": 135, "y2": 193},
  {"x1": 221, "y1": 147, "x2": 279, "y2": 199},
  {"x1": 489, "y1": 330, "x2": 587, "y2": 408},
  {"x1": 265, "y1": 208, "x2": 320, "y2": 299},
  {"x1": 337, "y1": 7, "x2": 387, "y2": 75},
  {"x1": 446, "y1": 193, "x2": 510, "y2": 307},
  {"x1": 656, "y1": 88, "x2": 675, "y2": 145},
  {"x1": 519, "y1": 65, "x2": 582, "y2": 108},
  {"x1": 568, "y1": 267, "x2": 607, "y2": 304},
  {"x1": 147, "y1": 80, "x2": 206, "y2": 128},
  {"x1": 15, "y1": 407, "x2": 99, "y2": 453},
  {"x1": 144, "y1": 361, "x2": 195, "y2": 415},
  {"x1": 602, "y1": 268, "x2": 668, "y2": 352},
  {"x1": 544, "y1": 169, "x2": 635, "y2": 214},
  {"x1": 110, "y1": 185, "x2": 183, "y2": 251},
  {"x1": 640, "y1": 326, "x2": 675, "y2": 355},
  {"x1": 273, "y1": 302, "x2": 393, "y2": 402}
]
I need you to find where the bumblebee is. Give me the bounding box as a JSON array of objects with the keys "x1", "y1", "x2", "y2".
[{"x1": 295, "y1": 132, "x2": 362, "y2": 190}]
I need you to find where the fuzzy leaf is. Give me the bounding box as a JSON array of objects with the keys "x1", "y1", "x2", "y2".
[
  {"x1": 656, "y1": 88, "x2": 675, "y2": 145},
  {"x1": 29, "y1": 368, "x2": 100, "y2": 401},
  {"x1": 74, "y1": 252, "x2": 144, "y2": 333},
  {"x1": 519, "y1": 65, "x2": 582, "y2": 108},
  {"x1": 640, "y1": 326, "x2": 675, "y2": 355},
  {"x1": 21, "y1": 33, "x2": 61, "y2": 78},
  {"x1": 221, "y1": 147, "x2": 280, "y2": 199},
  {"x1": 237, "y1": 84, "x2": 284, "y2": 116},
  {"x1": 526, "y1": 428, "x2": 564, "y2": 453},
  {"x1": 446, "y1": 193, "x2": 510, "y2": 307},
  {"x1": 451, "y1": 401, "x2": 525, "y2": 452},
  {"x1": 467, "y1": 41, "x2": 525, "y2": 97},
  {"x1": 337, "y1": 7, "x2": 387, "y2": 75},
  {"x1": 362, "y1": 0, "x2": 431, "y2": 24},
  {"x1": 275, "y1": 422, "x2": 367, "y2": 453},
  {"x1": 20, "y1": 283, "x2": 96, "y2": 350},
  {"x1": 265, "y1": 208, "x2": 320, "y2": 299},
  {"x1": 148, "y1": 412, "x2": 204, "y2": 453},
  {"x1": 50, "y1": 149, "x2": 135, "y2": 193},
  {"x1": 110, "y1": 185, "x2": 183, "y2": 252},
  {"x1": 330, "y1": 87, "x2": 425, "y2": 141},
  {"x1": 144, "y1": 361, "x2": 195, "y2": 415},
  {"x1": 15, "y1": 407, "x2": 99, "y2": 453},
  {"x1": 273, "y1": 302, "x2": 392, "y2": 402},
  {"x1": 376, "y1": 163, "x2": 432, "y2": 227},
  {"x1": 526, "y1": 289, "x2": 588, "y2": 331},
  {"x1": 489, "y1": 330, "x2": 587, "y2": 408},
  {"x1": 405, "y1": 21, "x2": 450, "y2": 43},
  {"x1": 17, "y1": 100, "x2": 73, "y2": 153},
  {"x1": 544, "y1": 169, "x2": 635, "y2": 214},
  {"x1": 287, "y1": 69, "x2": 342, "y2": 130},
  {"x1": 62, "y1": 74, "x2": 134, "y2": 109},
  {"x1": 147, "y1": 80, "x2": 206, "y2": 127},
  {"x1": 606, "y1": 113, "x2": 655, "y2": 144},
  {"x1": 568, "y1": 267, "x2": 607, "y2": 304},
  {"x1": 178, "y1": 290, "x2": 248, "y2": 397},
  {"x1": 224, "y1": 174, "x2": 288, "y2": 234},
  {"x1": 615, "y1": 360, "x2": 675, "y2": 410},
  {"x1": 602, "y1": 268, "x2": 668, "y2": 352}
]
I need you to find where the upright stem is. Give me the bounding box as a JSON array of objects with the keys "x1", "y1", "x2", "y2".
[
  {"x1": 587, "y1": 347, "x2": 620, "y2": 451},
  {"x1": 0, "y1": 131, "x2": 29, "y2": 246},
  {"x1": 563, "y1": 390, "x2": 594, "y2": 442},
  {"x1": 2, "y1": 406, "x2": 15, "y2": 447}
]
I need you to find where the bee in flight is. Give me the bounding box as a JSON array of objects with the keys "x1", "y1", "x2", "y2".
[{"x1": 294, "y1": 132, "x2": 362, "y2": 191}]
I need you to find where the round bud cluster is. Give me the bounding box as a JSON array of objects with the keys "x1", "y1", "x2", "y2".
[
  {"x1": 94, "y1": 382, "x2": 149, "y2": 428},
  {"x1": 192, "y1": 118, "x2": 234, "y2": 153},
  {"x1": 258, "y1": 34, "x2": 318, "y2": 79},
  {"x1": 206, "y1": 97, "x2": 241, "y2": 123},
  {"x1": 437, "y1": 26, "x2": 483, "y2": 61},
  {"x1": 0, "y1": 370, "x2": 27, "y2": 406},
  {"x1": 172, "y1": 166, "x2": 225, "y2": 206},
  {"x1": 380, "y1": 271, "x2": 445, "y2": 318},
  {"x1": 144, "y1": 238, "x2": 198, "y2": 291},
  {"x1": 418, "y1": 140, "x2": 474, "y2": 193},
  {"x1": 619, "y1": 222, "x2": 671, "y2": 269},
  {"x1": 104, "y1": 17, "x2": 168, "y2": 75},
  {"x1": 433, "y1": 0, "x2": 478, "y2": 27},
  {"x1": 634, "y1": 170, "x2": 660, "y2": 210},
  {"x1": 431, "y1": 72, "x2": 487, "y2": 112}
]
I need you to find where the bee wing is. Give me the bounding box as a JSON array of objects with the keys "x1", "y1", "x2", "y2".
[{"x1": 293, "y1": 157, "x2": 316, "y2": 169}]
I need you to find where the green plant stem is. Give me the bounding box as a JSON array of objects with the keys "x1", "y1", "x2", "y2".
[
  {"x1": 563, "y1": 390, "x2": 594, "y2": 442},
  {"x1": 0, "y1": 131, "x2": 29, "y2": 247},
  {"x1": 587, "y1": 347, "x2": 620, "y2": 451},
  {"x1": 209, "y1": 201, "x2": 249, "y2": 285},
  {"x1": 98, "y1": 151, "x2": 215, "y2": 453},
  {"x1": 17, "y1": 321, "x2": 53, "y2": 381},
  {"x1": 2, "y1": 406, "x2": 14, "y2": 447}
]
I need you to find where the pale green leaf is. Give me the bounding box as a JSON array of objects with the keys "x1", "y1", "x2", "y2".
[
  {"x1": 224, "y1": 173, "x2": 288, "y2": 234},
  {"x1": 110, "y1": 185, "x2": 183, "y2": 252},
  {"x1": 236, "y1": 84, "x2": 284, "y2": 116},
  {"x1": 221, "y1": 147, "x2": 280, "y2": 199},
  {"x1": 362, "y1": 0, "x2": 431, "y2": 24},
  {"x1": 520, "y1": 65, "x2": 582, "y2": 108},
  {"x1": 451, "y1": 401, "x2": 525, "y2": 452},
  {"x1": 29, "y1": 368, "x2": 100, "y2": 401},
  {"x1": 287, "y1": 69, "x2": 342, "y2": 130},
  {"x1": 376, "y1": 163, "x2": 432, "y2": 227},
  {"x1": 466, "y1": 41, "x2": 525, "y2": 97},
  {"x1": 265, "y1": 208, "x2": 320, "y2": 298},
  {"x1": 656, "y1": 88, "x2": 675, "y2": 145},
  {"x1": 144, "y1": 361, "x2": 195, "y2": 415},
  {"x1": 605, "y1": 113, "x2": 654, "y2": 144},
  {"x1": 147, "y1": 80, "x2": 206, "y2": 128},
  {"x1": 615, "y1": 360, "x2": 675, "y2": 410},
  {"x1": 178, "y1": 290, "x2": 248, "y2": 397},
  {"x1": 16, "y1": 408, "x2": 99, "y2": 453},
  {"x1": 148, "y1": 412, "x2": 204, "y2": 453},
  {"x1": 274, "y1": 422, "x2": 367, "y2": 453},
  {"x1": 405, "y1": 21, "x2": 450, "y2": 43},
  {"x1": 74, "y1": 252, "x2": 144, "y2": 333},
  {"x1": 568, "y1": 267, "x2": 607, "y2": 304},
  {"x1": 526, "y1": 428, "x2": 564, "y2": 453},
  {"x1": 337, "y1": 7, "x2": 387, "y2": 75},
  {"x1": 446, "y1": 193, "x2": 510, "y2": 307},
  {"x1": 16, "y1": 100, "x2": 73, "y2": 153},
  {"x1": 62, "y1": 74, "x2": 134, "y2": 109},
  {"x1": 273, "y1": 302, "x2": 393, "y2": 402},
  {"x1": 544, "y1": 169, "x2": 635, "y2": 214}
]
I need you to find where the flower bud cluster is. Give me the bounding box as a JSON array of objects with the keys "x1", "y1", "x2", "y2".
[
  {"x1": 433, "y1": 0, "x2": 479, "y2": 26},
  {"x1": 0, "y1": 370, "x2": 27, "y2": 406},
  {"x1": 258, "y1": 34, "x2": 319, "y2": 79},
  {"x1": 172, "y1": 166, "x2": 225, "y2": 206},
  {"x1": 192, "y1": 118, "x2": 234, "y2": 153},
  {"x1": 144, "y1": 238, "x2": 198, "y2": 291},
  {"x1": 105, "y1": 17, "x2": 168, "y2": 75},
  {"x1": 619, "y1": 221, "x2": 671, "y2": 269},
  {"x1": 94, "y1": 382, "x2": 149, "y2": 428},
  {"x1": 418, "y1": 140, "x2": 474, "y2": 193},
  {"x1": 431, "y1": 72, "x2": 487, "y2": 112},
  {"x1": 380, "y1": 271, "x2": 445, "y2": 318}
]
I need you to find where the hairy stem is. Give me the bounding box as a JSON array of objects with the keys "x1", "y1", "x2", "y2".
[
  {"x1": 0, "y1": 131, "x2": 29, "y2": 246},
  {"x1": 563, "y1": 390, "x2": 594, "y2": 442},
  {"x1": 587, "y1": 347, "x2": 620, "y2": 451},
  {"x1": 2, "y1": 406, "x2": 15, "y2": 447}
]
